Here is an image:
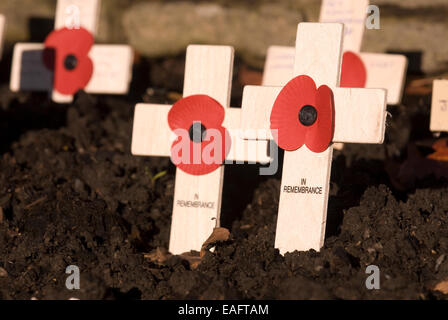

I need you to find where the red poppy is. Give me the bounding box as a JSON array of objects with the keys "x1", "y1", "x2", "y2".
[
  {"x1": 43, "y1": 27, "x2": 94, "y2": 95},
  {"x1": 168, "y1": 95, "x2": 231, "y2": 175},
  {"x1": 340, "y1": 51, "x2": 367, "y2": 88},
  {"x1": 270, "y1": 75, "x2": 335, "y2": 153}
]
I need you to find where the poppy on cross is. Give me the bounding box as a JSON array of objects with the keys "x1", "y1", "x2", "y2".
[
  {"x1": 240, "y1": 22, "x2": 388, "y2": 254},
  {"x1": 131, "y1": 45, "x2": 271, "y2": 255},
  {"x1": 9, "y1": 0, "x2": 133, "y2": 103}
]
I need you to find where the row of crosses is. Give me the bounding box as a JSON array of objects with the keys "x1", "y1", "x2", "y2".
[
  {"x1": 4, "y1": 0, "x2": 446, "y2": 255},
  {"x1": 132, "y1": 22, "x2": 387, "y2": 254}
]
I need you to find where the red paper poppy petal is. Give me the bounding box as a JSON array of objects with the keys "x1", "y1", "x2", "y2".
[
  {"x1": 45, "y1": 27, "x2": 94, "y2": 55},
  {"x1": 340, "y1": 51, "x2": 367, "y2": 88},
  {"x1": 54, "y1": 58, "x2": 94, "y2": 94},
  {"x1": 270, "y1": 118, "x2": 306, "y2": 151},
  {"x1": 270, "y1": 75, "x2": 317, "y2": 151},
  {"x1": 306, "y1": 85, "x2": 335, "y2": 153},
  {"x1": 168, "y1": 95, "x2": 230, "y2": 175},
  {"x1": 171, "y1": 127, "x2": 230, "y2": 175},
  {"x1": 168, "y1": 95, "x2": 225, "y2": 132},
  {"x1": 43, "y1": 27, "x2": 94, "y2": 95},
  {"x1": 42, "y1": 48, "x2": 56, "y2": 71}
]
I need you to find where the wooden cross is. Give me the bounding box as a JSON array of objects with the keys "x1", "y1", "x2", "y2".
[
  {"x1": 10, "y1": 0, "x2": 133, "y2": 103},
  {"x1": 132, "y1": 45, "x2": 271, "y2": 255},
  {"x1": 241, "y1": 23, "x2": 387, "y2": 254},
  {"x1": 0, "y1": 14, "x2": 5, "y2": 59},
  {"x1": 430, "y1": 80, "x2": 448, "y2": 134},
  {"x1": 263, "y1": 0, "x2": 407, "y2": 106}
]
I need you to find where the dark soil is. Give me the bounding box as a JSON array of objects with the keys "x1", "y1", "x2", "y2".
[{"x1": 0, "y1": 54, "x2": 447, "y2": 300}]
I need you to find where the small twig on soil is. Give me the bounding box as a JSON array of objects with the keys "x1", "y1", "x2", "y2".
[{"x1": 24, "y1": 196, "x2": 48, "y2": 210}]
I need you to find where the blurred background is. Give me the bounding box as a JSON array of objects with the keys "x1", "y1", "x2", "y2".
[{"x1": 1, "y1": 0, "x2": 447, "y2": 75}]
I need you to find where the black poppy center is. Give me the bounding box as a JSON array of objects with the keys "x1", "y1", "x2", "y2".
[
  {"x1": 188, "y1": 122, "x2": 207, "y2": 143},
  {"x1": 64, "y1": 54, "x2": 78, "y2": 70},
  {"x1": 298, "y1": 105, "x2": 318, "y2": 126}
]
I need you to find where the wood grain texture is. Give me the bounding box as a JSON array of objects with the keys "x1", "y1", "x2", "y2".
[
  {"x1": 131, "y1": 104, "x2": 172, "y2": 157},
  {"x1": 240, "y1": 85, "x2": 282, "y2": 139},
  {"x1": 183, "y1": 45, "x2": 234, "y2": 107},
  {"x1": 319, "y1": 0, "x2": 369, "y2": 52},
  {"x1": 262, "y1": 46, "x2": 294, "y2": 87},
  {"x1": 332, "y1": 87, "x2": 387, "y2": 143},
  {"x1": 275, "y1": 146, "x2": 333, "y2": 254},
  {"x1": 430, "y1": 80, "x2": 448, "y2": 132},
  {"x1": 55, "y1": 0, "x2": 101, "y2": 35},
  {"x1": 294, "y1": 23, "x2": 343, "y2": 88},
  {"x1": 84, "y1": 45, "x2": 133, "y2": 94},
  {"x1": 10, "y1": 44, "x2": 133, "y2": 102}
]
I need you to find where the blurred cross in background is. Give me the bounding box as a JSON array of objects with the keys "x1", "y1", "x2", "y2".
[{"x1": 9, "y1": 0, "x2": 133, "y2": 103}]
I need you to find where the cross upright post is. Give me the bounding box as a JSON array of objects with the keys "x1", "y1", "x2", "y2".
[{"x1": 430, "y1": 80, "x2": 448, "y2": 134}]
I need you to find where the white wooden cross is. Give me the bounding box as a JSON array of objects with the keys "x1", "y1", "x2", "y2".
[
  {"x1": 430, "y1": 80, "x2": 448, "y2": 134},
  {"x1": 132, "y1": 45, "x2": 271, "y2": 255},
  {"x1": 263, "y1": 0, "x2": 407, "y2": 106},
  {"x1": 241, "y1": 23, "x2": 387, "y2": 254},
  {"x1": 0, "y1": 14, "x2": 5, "y2": 59},
  {"x1": 10, "y1": 0, "x2": 133, "y2": 103}
]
